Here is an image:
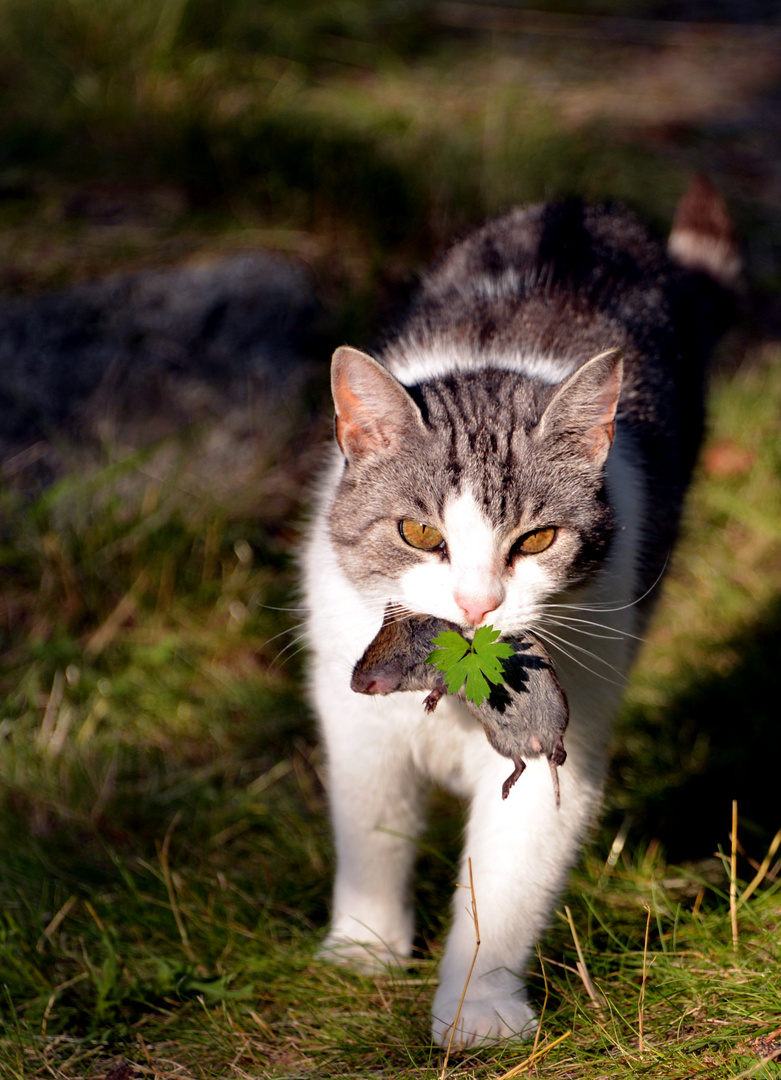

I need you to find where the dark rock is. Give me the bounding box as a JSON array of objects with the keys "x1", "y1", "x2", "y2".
[{"x1": 0, "y1": 251, "x2": 320, "y2": 463}]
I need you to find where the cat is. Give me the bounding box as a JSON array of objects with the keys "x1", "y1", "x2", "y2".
[{"x1": 302, "y1": 175, "x2": 738, "y2": 1047}]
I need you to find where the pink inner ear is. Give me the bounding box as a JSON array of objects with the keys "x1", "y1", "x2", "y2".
[
  {"x1": 534, "y1": 348, "x2": 623, "y2": 467},
  {"x1": 585, "y1": 379, "x2": 620, "y2": 459},
  {"x1": 584, "y1": 424, "x2": 612, "y2": 462},
  {"x1": 335, "y1": 415, "x2": 393, "y2": 458},
  {"x1": 331, "y1": 346, "x2": 423, "y2": 463}
]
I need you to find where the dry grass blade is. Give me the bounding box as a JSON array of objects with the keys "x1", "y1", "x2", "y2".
[
  {"x1": 730, "y1": 1050, "x2": 781, "y2": 1080},
  {"x1": 38, "y1": 669, "x2": 65, "y2": 746},
  {"x1": 528, "y1": 942, "x2": 550, "y2": 1071},
  {"x1": 564, "y1": 906, "x2": 605, "y2": 1017},
  {"x1": 36, "y1": 894, "x2": 78, "y2": 953},
  {"x1": 158, "y1": 810, "x2": 196, "y2": 964},
  {"x1": 83, "y1": 571, "x2": 149, "y2": 657},
  {"x1": 440, "y1": 857, "x2": 480, "y2": 1080},
  {"x1": 730, "y1": 800, "x2": 739, "y2": 952},
  {"x1": 638, "y1": 903, "x2": 653, "y2": 1054},
  {"x1": 739, "y1": 826, "x2": 781, "y2": 906},
  {"x1": 496, "y1": 1029, "x2": 573, "y2": 1080}
]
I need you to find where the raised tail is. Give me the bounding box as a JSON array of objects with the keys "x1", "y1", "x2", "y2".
[{"x1": 667, "y1": 173, "x2": 741, "y2": 288}]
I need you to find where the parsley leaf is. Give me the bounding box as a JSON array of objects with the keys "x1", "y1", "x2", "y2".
[{"x1": 426, "y1": 624, "x2": 513, "y2": 705}]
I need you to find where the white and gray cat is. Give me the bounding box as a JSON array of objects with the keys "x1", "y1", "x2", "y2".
[{"x1": 302, "y1": 177, "x2": 738, "y2": 1047}]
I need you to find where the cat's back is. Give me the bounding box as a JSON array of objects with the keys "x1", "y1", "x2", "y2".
[
  {"x1": 381, "y1": 192, "x2": 736, "y2": 503},
  {"x1": 382, "y1": 197, "x2": 733, "y2": 402}
]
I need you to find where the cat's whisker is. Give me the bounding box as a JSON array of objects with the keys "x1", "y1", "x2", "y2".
[
  {"x1": 268, "y1": 628, "x2": 313, "y2": 668},
  {"x1": 544, "y1": 556, "x2": 670, "y2": 615},
  {"x1": 262, "y1": 621, "x2": 308, "y2": 650},
  {"x1": 256, "y1": 602, "x2": 309, "y2": 615},
  {"x1": 274, "y1": 641, "x2": 312, "y2": 667},
  {"x1": 530, "y1": 626, "x2": 614, "y2": 685},
  {"x1": 532, "y1": 625, "x2": 628, "y2": 687},
  {"x1": 538, "y1": 612, "x2": 648, "y2": 645},
  {"x1": 537, "y1": 615, "x2": 626, "y2": 641},
  {"x1": 545, "y1": 597, "x2": 643, "y2": 613}
]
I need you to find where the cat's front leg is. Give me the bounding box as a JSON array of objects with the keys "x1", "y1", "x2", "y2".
[
  {"x1": 317, "y1": 687, "x2": 428, "y2": 973},
  {"x1": 431, "y1": 724, "x2": 605, "y2": 1047}
]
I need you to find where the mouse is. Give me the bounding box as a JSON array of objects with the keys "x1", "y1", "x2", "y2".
[{"x1": 351, "y1": 606, "x2": 569, "y2": 803}]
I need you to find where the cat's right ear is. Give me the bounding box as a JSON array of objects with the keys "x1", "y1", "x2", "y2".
[
  {"x1": 534, "y1": 348, "x2": 623, "y2": 468},
  {"x1": 331, "y1": 346, "x2": 426, "y2": 464}
]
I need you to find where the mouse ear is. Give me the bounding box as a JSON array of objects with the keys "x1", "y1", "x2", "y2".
[
  {"x1": 331, "y1": 346, "x2": 426, "y2": 464},
  {"x1": 534, "y1": 348, "x2": 623, "y2": 468}
]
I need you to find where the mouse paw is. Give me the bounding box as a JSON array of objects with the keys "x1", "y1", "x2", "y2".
[
  {"x1": 423, "y1": 687, "x2": 444, "y2": 713},
  {"x1": 431, "y1": 993, "x2": 537, "y2": 1048}
]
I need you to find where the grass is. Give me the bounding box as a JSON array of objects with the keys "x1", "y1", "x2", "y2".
[
  {"x1": 609, "y1": 352, "x2": 781, "y2": 856},
  {"x1": 0, "y1": 0, "x2": 688, "y2": 302},
  {"x1": 1, "y1": 0, "x2": 780, "y2": 1075},
  {"x1": 1, "y1": 353, "x2": 780, "y2": 1078}
]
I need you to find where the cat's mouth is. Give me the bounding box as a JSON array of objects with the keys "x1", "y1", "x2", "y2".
[{"x1": 384, "y1": 596, "x2": 524, "y2": 640}]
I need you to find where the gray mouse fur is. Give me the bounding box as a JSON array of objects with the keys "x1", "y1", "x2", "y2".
[{"x1": 351, "y1": 608, "x2": 569, "y2": 803}]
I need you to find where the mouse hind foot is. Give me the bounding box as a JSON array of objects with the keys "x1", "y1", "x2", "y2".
[{"x1": 501, "y1": 757, "x2": 526, "y2": 800}]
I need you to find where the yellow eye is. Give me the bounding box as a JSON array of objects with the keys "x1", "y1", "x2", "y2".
[
  {"x1": 399, "y1": 520, "x2": 444, "y2": 550},
  {"x1": 516, "y1": 527, "x2": 556, "y2": 555}
]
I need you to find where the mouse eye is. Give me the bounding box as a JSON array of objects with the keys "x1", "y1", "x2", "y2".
[
  {"x1": 512, "y1": 527, "x2": 556, "y2": 556},
  {"x1": 399, "y1": 520, "x2": 445, "y2": 551}
]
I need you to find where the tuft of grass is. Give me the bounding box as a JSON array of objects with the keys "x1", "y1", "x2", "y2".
[{"x1": 1, "y1": 354, "x2": 780, "y2": 1077}]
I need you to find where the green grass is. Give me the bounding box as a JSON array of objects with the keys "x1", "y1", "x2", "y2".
[
  {"x1": 1, "y1": 1, "x2": 780, "y2": 1075},
  {"x1": 2, "y1": 355, "x2": 780, "y2": 1078},
  {"x1": 0, "y1": 0, "x2": 687, "y2": 299},
  {"x1": 610, "y1": 354, "x2": 781, "y2": 856}
]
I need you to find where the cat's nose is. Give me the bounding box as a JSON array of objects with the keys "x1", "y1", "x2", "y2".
[{"x1": 454, "y1": 591, "x2": 502, "y2": 626}]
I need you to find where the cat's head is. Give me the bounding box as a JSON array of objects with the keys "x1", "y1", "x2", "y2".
[{"x1": 328, "y1": 346, "x2": 622, "y2": 634}]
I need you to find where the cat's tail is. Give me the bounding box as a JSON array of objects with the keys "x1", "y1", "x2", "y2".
[{"x1": 667, "y1": 173, "x2": 741, "y2": 289}]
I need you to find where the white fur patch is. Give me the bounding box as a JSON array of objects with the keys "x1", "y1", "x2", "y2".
[
  {"x1": 383, "y1": 340, "x2": 577, "y2": 389},
  {"x1": 398, "y1": 489, "x2": 505, "y2": 626}
]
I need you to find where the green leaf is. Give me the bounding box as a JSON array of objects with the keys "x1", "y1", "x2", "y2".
[
  {"x1": 425, "y1": 623, "x2": 511, "y2": 705},
  {"x1": 427, "y1": 629, "x2": 470, "y2": 665}
]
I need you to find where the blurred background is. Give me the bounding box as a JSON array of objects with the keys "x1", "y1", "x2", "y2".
[{"x1": 1, "y1": 1, "x2": 780, "y2": 1070}]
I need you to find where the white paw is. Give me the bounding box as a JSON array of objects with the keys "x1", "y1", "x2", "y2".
[
  {"x1": 431, "y1": 994, "x2": 538, "y2": 1048},
  {"x1": 316, "y1": 934, "x2": 408, "y2": 975}
]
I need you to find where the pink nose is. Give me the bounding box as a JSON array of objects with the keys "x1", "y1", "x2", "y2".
[{"x1": 455, "y1": 594, "x2": 502, "y2": 626}]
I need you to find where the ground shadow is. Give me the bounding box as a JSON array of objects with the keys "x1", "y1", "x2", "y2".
[{"x1": 607, "y1": 594, "x2": 781, "y2": 861}]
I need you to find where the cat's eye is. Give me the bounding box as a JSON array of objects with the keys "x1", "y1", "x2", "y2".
[
  {"x1": 514, "y1": 527, "x2": 557, "y2": 556},
  {"x1": 399, "y1": 520, "x2": 445, "y2": 551}
]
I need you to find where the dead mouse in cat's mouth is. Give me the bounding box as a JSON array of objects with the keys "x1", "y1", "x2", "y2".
[{"x1": 351, "y1": 606, "x2": 569, "y2": 804}]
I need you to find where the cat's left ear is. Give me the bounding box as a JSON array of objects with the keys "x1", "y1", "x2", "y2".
[
  {"x1": 534, "y1": 348, "x2": 623, "y2": 467},
  {"x1": 331, "y1": 346, "x2": 427, "y2": 464}
]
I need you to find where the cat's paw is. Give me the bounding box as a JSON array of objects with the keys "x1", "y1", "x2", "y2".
[
  {"x1": 431, "y1": 994, "x2": 537, "y2": 1048},
  {"x1": 316, "y1": 934, "x2": 408, "y2": 976}
]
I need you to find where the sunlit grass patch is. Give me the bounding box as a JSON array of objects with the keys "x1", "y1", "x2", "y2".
[
  {"x1": 2, "y1": 808, "x2": 779, "y2": 1078},
  {"x1": 0, "y1": 446, "x2": 310, "y2": 848},
  {"x1": 1, "y1": 351, "x2": 779, "y2": 1079}
]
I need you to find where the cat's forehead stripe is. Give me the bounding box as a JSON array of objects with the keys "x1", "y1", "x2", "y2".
[{"x1": 417, "y1": 371, "x2": 532, "y2": 523}]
